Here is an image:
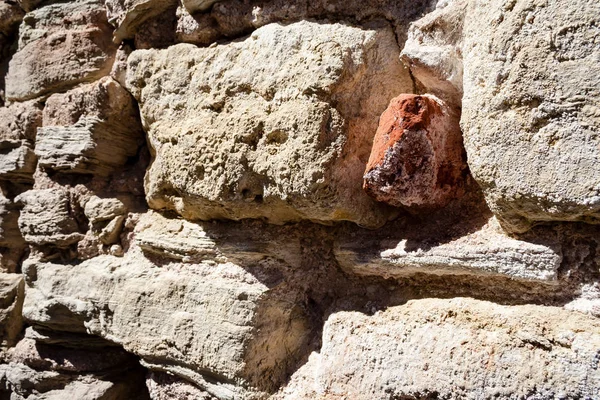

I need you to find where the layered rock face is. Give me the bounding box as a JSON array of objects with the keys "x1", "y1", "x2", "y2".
[{"x1": 0, "y1": 0, "x2": 599, "y2": 399}]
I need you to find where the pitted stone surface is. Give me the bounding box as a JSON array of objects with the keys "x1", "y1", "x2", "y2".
[
  {"x1": 363, "y1": 94, "x2": 466, "y2": 209},
  {"x1": 460, "y1": 0, "x2": 600, "y2": 232},
  {"x1": 127, "y1": 21, "x2": 413, "y2": 227}
]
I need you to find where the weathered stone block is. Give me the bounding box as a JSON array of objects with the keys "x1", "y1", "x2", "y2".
[
  {"x1": 336, "y1": 217, "x2": 562, "y2": 281},
  {"x1": 5, "y1": 0, "x2": 116, "y2": 101},
  {"x1": 36, "y1": 77, "x2": 143, "y2": 176},
  {"x1": 0, "y1": 101, "x2": 42, "y2": 183},
  {"x1": 400, "y1": 0, "x2": 467, "y2": 108},
  {"x1": 404, "y1": 0, "x2": 600, "y2": 232},
  {"x1": 15, "y1": 189, "x2": 83, "y2": 247},
  {"x1": 460, "y1": 0, "x2": 600, "y2": 232},
  {"x1": 0, "y1": 191, "x2": 25, "y2": 272},
  {"x1": 278, "y1": 298, "x2": 600, "y2": 399},
  {"x1": 23, "y1": 212, "x2": 314, "y2": 399},
  {"x1": 127, "y1": 21, "x2": 413, "y2": 227},
  {"x1": 363, "y1": 94, "x2": 466, "y2": 209},
  {"x1": 105, "y1": 0, "x2": 177, "y2": 43},
  {"x1": 0, "y1": 101, "x2": 42, "y2": 146},
  {"x1": 0, "y1": 273, "x2": 24, "y2": 347}
]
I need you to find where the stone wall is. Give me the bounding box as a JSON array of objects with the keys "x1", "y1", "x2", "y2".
[{"x1": 0, "y1": 0, "x2": 599, "y2": 399}]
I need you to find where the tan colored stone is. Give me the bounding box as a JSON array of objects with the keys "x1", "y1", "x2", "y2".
[
  {"x1": 0, "y1": 273, "x2": 24, "y2": 347},
  {"x1": 335, "y1": 217, "x2": 562, "y2": 282},
  {"x1": 5, "y1": 0, "x2": 117, "y2": 101},
  {"x1": 36, "y1": 77, "x2": 143, "y2": 176},
  {"x1": 15, "y1": 188, "x2": 83, "y2": 247},
  {"x1": 23, "y1": 213, "x2": 314, "y2": 398},
  {"x1": 278, "y1": 298, "x2": 600, "y2": 399},
  {"x1": 127, "y1": 21, "x2": 413, "y2": 227},
  {"x1": 0, "y1": 191, "x2": 25, "y2": 272},
  {"x1": 0, "y1": 101, "x2": 42, "y2": 183},
  {"x1": 105, "y1": 0, "x2": 177, "y2": 43}
]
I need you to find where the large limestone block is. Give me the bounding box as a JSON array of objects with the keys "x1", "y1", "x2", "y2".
[
  {"x1": 278, "y1": 298, "x2": 600, "y2": 399},
  {"x1": 0, "y1": 362, "x2": 146, "y2": 400},
  {"x1": 0, "y1": 273, "x2": 24, "y2": 347},
  {"x1": 402, "y1": 0, "x2": 600, "y2": 233},
  {"x1": 36, "y1": 77, "x2": 143, "y2": 176},
  {"x1": 127, "y1": 21, "x2": 413, "y2": 227},
  {"x1": 460, "y1": 0, "x2": 600, "y2": 232},
  {"x1": 23, "y1": 214, "x2": 313, "y2": 399},
  {"x1": 5, "y1": 0, "x2": 117, "y2": 101}
]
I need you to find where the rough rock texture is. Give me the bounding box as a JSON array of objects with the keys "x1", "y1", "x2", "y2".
[
  {"x1": 1, "y1": 0, "x2": 600, "y2": 399},
  {"x1": 146, "y1": 372, "x2": 216, "y2": 400},
  {"x1": 5, "y1": 0, "x2": 117, "y2": 101},
  {"x1": 403, "y1": 0, "x2": 600, "y2": 232},
  {"x1": 36, "y1": 77, "x2": 143, "y2": 175},
  {"x1": 400, "y1": 0, "x2": 466, "y2": 108},
  {"x1": 15, "y1": 189, "x2": 83, "y2": 247},
  {"x1": 105, "y1": 0, "x2": 178, "y2": 43},
  {"x1": 0, "y1": 273, "x2": 23, "y2": 346},
  {"x1": 22, "y1": 212, "x2": 315, "y2": 399},
  {"x1": 337, "y1": 217, "x2": 562, "y2": 281},
  {"x1": 278, "y1": 298, "x2": 600, "y2": 399},
  {"x1": 0, "y1": 191, "x2": 26, "y2": 272},
  {"x1": 0, "y1": 0, "x2": 24, "y2": 70},
  {"x1": 207, "y1": 0, "x2": 434, "y2": 44},
  {"x1": 363, "y1": 94, "x2": 466, "y2": 209},
  {"x1": 127, "y1": 21, "x2": 412, "y2": 228},
  {"x1": 461, "y1": 0, "x2": 600, "y2": 232},
  {"x1": 0, "y1": 101, "x2": 42, "y2": 183}
]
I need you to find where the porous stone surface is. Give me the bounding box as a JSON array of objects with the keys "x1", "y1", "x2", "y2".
[
  {"x1": 1, "y1": 0, "x2": 600, "y2": 399},
  {"x1": 127, "y1": 20, "x2": 412, "y2": 228},
  {"x1": 278, "y1": 298, "x2": 600, "y2": 399},
  {"x1": 461, "y1": 0, "x2": 600, "y2": 232},
  {"x1": 363, "y1": 94, "x2": 466, "y2": 209},
  {"x1": 403, "y1": 0, "x2": 600, "y2": 232},
  {"x1": 0, "y1": 191, "x2": 26, "y2": 272},
  {"x1": 0, "y1": 101, "x2": 42, "y2": 183},
  {"x1": 5, "y1": 0, "x2": 117, "y2": 101},
  {"x1": 400, "y1": 0, "x2": 467, "y2": 108}
]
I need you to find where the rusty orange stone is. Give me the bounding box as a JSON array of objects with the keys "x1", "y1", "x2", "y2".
[{"x1": 363, "y1": 94, "x2": 466, "y2": 209}]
